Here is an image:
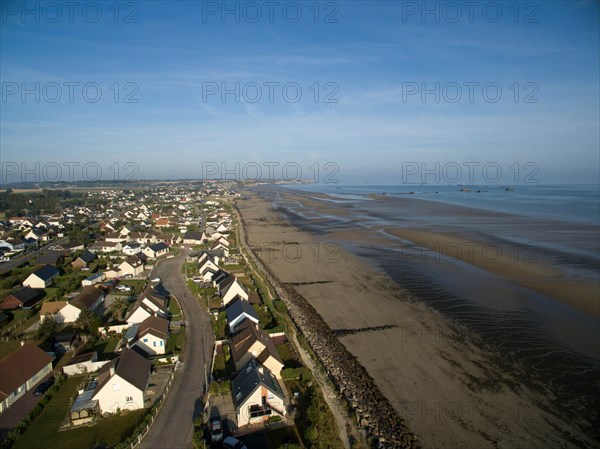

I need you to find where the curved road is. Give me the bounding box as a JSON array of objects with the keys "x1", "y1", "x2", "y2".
[{"x1": 139, "y1": 248, "x2": 214, "y2": 449}]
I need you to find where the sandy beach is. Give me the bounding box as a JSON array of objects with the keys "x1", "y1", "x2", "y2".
[{"x1": 236, "y1": 189, "x2": 598, "y2": 449}]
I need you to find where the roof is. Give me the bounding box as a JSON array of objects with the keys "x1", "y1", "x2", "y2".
[
  {"x1": 35, "y1": 251, "x2": 63, "y2": 265},
  {"x1": 232, "y1": 359, "x2": 285, "y2": 407},
  {"x1": 230, "y1": 321, "x2": 283, "y2": 368},
  {"x1": 184, "y1": 231, "x2": 204, "y2": 240},
  {"x1": 40, "y1": 301, "x2": 68, "y2": 315},
  {"x1": 71, "y1": 286, "x2": 104, "y2": 310},
  {"x1": 70, "y1": 380, "x2": 98, "y2": 412},
  {"x1": 138, "y1": 316, "x2": 169, "y2": 338},
  {"x1": 0, "y1": 343, "x2": 53, "y2": 399},
  {"x1": 66, "y1": 351, "x2": 97, "y2": 365},
  {"x1": 78, "y1": 250, "x2": 97, "y2": 264},
  {"x1": 226, "y1": 299, "x2": 258, "y2": 324},
  {"x1": 95, "y1": 348, "x2": 150, "y2": 394},
  {"x1": 124, "y1": 324, "x2": 139, "y2": 342},
  {"x1": 149, "y1": 242, "x2": 169, "y2": 252},
  {"x1": 32, "y1": 264, "x2": 59, "y2": 281},
  {"x1": 5, "y1": 287, "x2": 43, "y2": 305}
]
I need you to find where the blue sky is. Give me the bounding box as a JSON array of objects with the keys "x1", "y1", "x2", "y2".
[{"x1": 1, "y1": 0, "x2": 598, "y2": 184}]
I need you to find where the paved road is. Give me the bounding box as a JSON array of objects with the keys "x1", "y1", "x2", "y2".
[{"x1": 139, "y1": 248, "x2": 215, "y2": 449}]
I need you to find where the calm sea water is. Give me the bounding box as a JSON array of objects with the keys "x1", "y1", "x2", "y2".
[{"x1": 285, "y1": 184, "x2": 600, "y2": 225}]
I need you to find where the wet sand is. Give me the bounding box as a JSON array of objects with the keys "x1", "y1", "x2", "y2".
[{"x1": 236, "y1": 189, "x2": 598, "y2": 449}]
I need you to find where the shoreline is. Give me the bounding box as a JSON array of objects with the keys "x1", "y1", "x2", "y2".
[{"x1": 236, "y1": 188, "x2": 598, "y2": 449}]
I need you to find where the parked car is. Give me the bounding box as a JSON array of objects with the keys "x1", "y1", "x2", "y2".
[
  {"x1": 209, "y1": 417, "x2": 223, "y2": 443},
  {"x1": 150, "y1": 277, "x2": 161, "y2": 283},
  {"x1": 34, "y1": 376, "x2": 55, "y2": 396},
  {"x1": 223, "y1": 437, "x2": 247, "y2": 449}
]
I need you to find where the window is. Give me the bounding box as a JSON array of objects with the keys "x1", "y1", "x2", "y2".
[
  {"x1": 160, "y1": 341, "x2": 163, "y2": 346},
  {"x1": 143, "y1": 338, "x2": 148, "y2": 343},
  {"x1": 153, "y1": 341, "x2": 156, "y2": 347},
  {"x1": 126, "y1": 396, "x2": 133, "y2": 401}
]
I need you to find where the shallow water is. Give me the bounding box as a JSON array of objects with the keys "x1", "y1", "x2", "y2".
[{"x1": 256, "y1": 184, "x2": 600, "y2": 440}]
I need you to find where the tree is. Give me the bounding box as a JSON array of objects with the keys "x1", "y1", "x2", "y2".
[
  {"x1": 76, "y1": 309, "x2": 101, "y2": 336},
  {"x1": 36, "y1": 315, "x2": 59, "y2": 339},
  {"x1": 110, "y1": 297, "x2": 129, "y2": 322}
]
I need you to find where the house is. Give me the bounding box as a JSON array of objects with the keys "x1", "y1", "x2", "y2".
[
  {"x1": 200, "y1": 265, "x2": 219, "y2": 282},
  {"x1": 24, "y1": 229, "x2": 44, "y2": 241},
  {"x1": 232, "y1": 358, "x2": 286, "y2": 427},
  {"x1": 82, "y1": 272, "x2": 105, "y2": 287},
  {"x1": 118, "y1": 258, "x2": 145, "y2": 277},
  {"x1": 130, "y1": 316, "x2": 169, "y2": 356},
  {"x1": 0, "y1": 343, "x2": 53, "y2": 413},
  {"x1": 143, "y1": 242, "x2": 169, "y2": 259},
  {"x1": 198, "y1": 253, "x2": 219, "y2": 273},
  {"x1": 92, "y1": 348, "x2": 151, "y2": 413},
  {"x1": 71, "y1": 250, "x2": 97, "y2": 269},
  {"x1": 41, "y1": 287, "x2": 105, "y2": 324},
  {"x1": 0, "y1": 239, "x2": 26, "y2": 252},
  {"x1": 70, "y1": 348, "x2": 150, "y2": 422},
  {"x1": 54, "y1": 332, "x2": 80, "y2": 353},
  {"x1": 226, "y1": 299, "x2": 259, "y2": 333},
  {"x1": 90, "y1": 241, "x2": 122, "y2": 253},
  {"x1": 126, "y1": 284, "x2": 169, "y2": 324},
  {"x1": 183, "y1": 231, "x2": 205, "y2": 245},
  {"x1": 70, "y1": 286, "x2": 105, "y2": 315},
  {"x1": 211, "y1": 269, "x2": 229, "y2": 288},
  {"x1": 23, "y1": 264, "x2": 59, "y2": 288},
  {"x1": 122, "y1": 242, "x2": 142, "y2": 255},
  {"x1": 105, "y1": 232, "x2": 123, "y2": 243},
  {"x1": 0, "y1": 287, "x2": 44, "y2": 310},
  {"x1": 63, "y1": 351, "x2": 108, "y2": 376},
  {"x1": 154, "y1": 218, "x2": 170, "y2": 228},
  {"x1": 220, "y1": 275, "x2": 249, "y2": 307},
  {"x1": 40, "y1": 301, "x2": 68, "y2": 323},
  {"x1": 230, "y1": 320, "x2": 284, "y2": 378},
  {"x1": 34, "y1": 250, "x2": 64, "y2": 266},
  {"x1": 212, "y1": 242, "x2": 230, "y2": 257}
]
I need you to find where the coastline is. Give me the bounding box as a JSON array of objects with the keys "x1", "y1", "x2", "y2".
[{"x1": 236, "y1": 189, "x2": 598, "y2": 449}]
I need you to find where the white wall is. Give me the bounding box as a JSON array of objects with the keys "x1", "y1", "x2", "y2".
[{"x1": 94, "y1": 374, "x2": 145, "y2": 414}]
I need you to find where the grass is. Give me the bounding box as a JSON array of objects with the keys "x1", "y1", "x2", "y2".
[
  {"x1": 0, "y1": 339, "x2": 23, "y2": 359},
  {"x1": 168, "y1": 296, "x2": 182, "y2": 320},
  {"x1": 14, "y1": 375, "x2": 146, "y2": 449},
  {"x1": 118, "y1": 279, "x2": 146, "y2": 295},
  {"x1": 166, "y1": 330, "x2": 185, "y2": 354},
  {"x1": 276, "y1": 343, "x2": 301, "y2": 368},
  {"x1": 212, "y1": 344, "x2": 233, "y2": 380},
  {"x1": 84, "y1": 335, "x2": 121, "y2": 360}
]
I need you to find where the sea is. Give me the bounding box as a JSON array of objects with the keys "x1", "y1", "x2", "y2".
[{"x1": 257, "y1": 183, "x2": 600, "y2": 440}]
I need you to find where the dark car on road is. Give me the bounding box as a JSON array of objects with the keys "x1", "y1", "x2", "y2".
[{"x1": 33, "y1": 376, "x2": 55, "y2": 396}]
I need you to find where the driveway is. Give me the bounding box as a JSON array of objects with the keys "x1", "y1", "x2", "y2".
[{"x1": 138, "y1": 248, "x2": 215, "y2": 449}]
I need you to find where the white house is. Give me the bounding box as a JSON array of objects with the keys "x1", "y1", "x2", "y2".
[
  {"x1": 0, "y1": 343, "x2": 53, "y2": 413},
  {"x1": 118, "y1": 258, "x2": 145, "y2": 277},
  {"x1": 122, "y1": 242, "x2": 143, "y2": 256},
  {"x1": 81, "y1": 272, "x2": 105, "y2": 287},
  {"x1": 230, "y1": 320, "x2": 284, "y2": 378},
  {"x1": 131, "y1": 316, "x2": 169, "y2": 356},
  {"x1": 23, "y1": 264, "x2": 59, "y2": 289},
  {"x1": 220, "y1": 276, "x2": 249, "y2": 306},
  {"x1": 126, "y1": 285, "x2": 169, "y2": 325},
  {"x1": 91, "y1": 349, "x2": 151, "y2": 413},
  {"x1": 40, "y1": 287, "x2": 105, "y2": 324},
  {"x1": 143, "y1": 242, "x2": 169, "y2": 259},
  {"x1": 232, "y1": 359, "x2": 286, "y2": 427}
]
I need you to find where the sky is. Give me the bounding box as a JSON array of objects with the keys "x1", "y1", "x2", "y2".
[{"x1": 1, "y1": 0, "x2": 599, "y2": 185}]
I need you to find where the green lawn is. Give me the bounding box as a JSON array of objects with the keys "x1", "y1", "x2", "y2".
[
  {"x1": 168, "y1": 297, "x2": 182, "y2": 320},
  {"x1": 118, "y1": 279, "x2": 146, "y2": 295},
  {"x1": 13, "y1": 376, "x2": 147, "y2": 449},
  {"x1": 84, "y1": 335, "x2": 120, "y2": 360},
  {"x1": 166, "y1": 330, "x2": 185, "y2": 354}
]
